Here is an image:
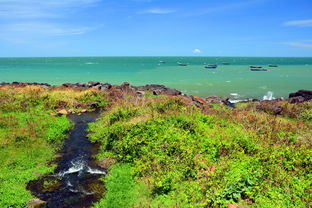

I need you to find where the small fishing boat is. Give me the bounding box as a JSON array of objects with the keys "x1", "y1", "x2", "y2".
[
  {"x1": 268, "y1": 64, "x2": 278, "y2": 67},
  {"x1": 205, "y1": 64, "x2": 218, "y2": 68},
  {"x1": 222, "y1": 62, "x2": 230, "y2": 65},
  {"x1": 250, "y1": 68, "x2": 267, "y2": 71},
  {"x1": 177, "y1": 62, "x2": 188, "y2": 66},
  {"x1": 159, "y1": 61, "x2": 166, "y2": 64},
  {"x1": 205, "y1": 65, "x2": 217, "y2": 69},
  {"x1": 250, "y1": 66, "x2": 263, "y2": 69}
]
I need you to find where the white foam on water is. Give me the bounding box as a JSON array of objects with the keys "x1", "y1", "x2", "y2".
[
  {"x1": 58, "y1": 160, "x2": 86, "y2": 177},
  {"x1": 66, "y1": 181, "x2": 73, "y2": 187},
  {"x1": 81, "y1": 189, "x2": 94, "y2": 195},
  {"x1": 87, "y1": 167, "x2": 105, "y2": 175},
  {"x1": 230, "y1": 93, "x2": 238, "y2": 96},
  {"x1": 226, "y1": 80, "x2": 231, "y2": 83},
  {"x1": 263, "y1": 91, "x2": 275, "y2": 100},
  {"x1": 229, "y1": 99, "x2": 248, "y2": 104},
  {"x1": 69, "y1": 188, "x2": 79, "y2": 193}
]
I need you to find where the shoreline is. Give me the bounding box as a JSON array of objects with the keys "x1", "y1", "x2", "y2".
[{"x1": 0, "y1": 81, "x2": 311, "y2": 106}]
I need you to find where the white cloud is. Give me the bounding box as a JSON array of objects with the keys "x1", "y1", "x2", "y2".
[
  {"x1": 283, "y1": 42, "x2": 312, "y2": 48},
  {"x1": 0, "y1": 0, "x2": 100, "y2": 41},
  {"x1": 1, "y1": 22, "x2": 93, "y2": 36},
  {"x1": 193, "y1": 49, "x2": 202, "y2": 54},
  {"x1": 140, "y1": 8, "x2": 176, "y2": 14},
  {"x1": 283, "y1": 19, "x2": 312, "y2": 27}
]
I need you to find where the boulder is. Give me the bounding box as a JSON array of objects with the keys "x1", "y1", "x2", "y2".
[
  {"x1": 192, "y1": 96, "x2": 206, "y2": 105},
  {"x1": 100, "y1": 83, "x2": 112, "y2": 91},
  {"x1": 57, "y1": 109, "x2": 68, "y2": 115},
  {"x1": 163, "y1": 88, "x2": 182, "y2": 96},
  {"x1": 27, "y1": 199, "x2": 46, "y2": 208},
  {"x1": 289, "y1": 96, "x2": 305, "y2": 103},
  {"x1": 289, "y1": 90, "x2": 312, "y2": 102},
  {"x1": 153, "y1": 89, "x2": 162, "y2": 95},
  {"x1": 136, "y1": 91, "x2": 145, "y2": 97},
  {"x1": 272, "y1": 105, "x2": 283, "y2": 115},
  {"x1": 87, "y1": 102, "x2": 99, "y2": 108},
  {"x1": 62, "y1": 83, "x2": 73, "y2": 88},
  {"x1": 92, "y1": 85, "x2": 102, "y2": 90},
  {"x1": 205, "y1": 96, "x2": 223, "y2": 104},
  {"x1": 88, "y1": 81, "x2": 100, "y2": 87},
  {"x1": 76, "y1": 83, "x2": 86, "y2": 88}
]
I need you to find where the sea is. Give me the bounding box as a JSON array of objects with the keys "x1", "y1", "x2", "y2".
[{"x1": 0, "y1": 56, "x2": 311, "y2": 100}]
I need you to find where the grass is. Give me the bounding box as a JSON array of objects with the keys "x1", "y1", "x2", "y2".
[
  {"x1": 0, "y1": 85, "x2": 109, "y2": 207},
  {"x1": 89, "y1": 97, "x2": 311, "y2": 208},
  {"x1": 0, "y1": 85, "x2": 311, "y2": 207}
]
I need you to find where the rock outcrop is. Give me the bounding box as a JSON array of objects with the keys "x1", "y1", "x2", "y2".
[{"x1": 288, "y1": 90, "x2": 312, "y2": 103}]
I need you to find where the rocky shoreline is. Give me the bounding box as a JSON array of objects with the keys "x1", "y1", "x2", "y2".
[{"x1": 0, "y1": 81, "x2": 311, "y2": 108}]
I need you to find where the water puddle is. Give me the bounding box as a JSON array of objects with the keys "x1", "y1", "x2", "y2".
[{"x1": 27, "y1": 111, "x2": 105, "y2": 208}]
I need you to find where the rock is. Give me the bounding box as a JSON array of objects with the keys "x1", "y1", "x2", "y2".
[
  {"x1": 289, "y1": 90, "x2": 312, "y2": 102},
  {"x1": 67, "y1": 109, "x2": 74, "y2": 114},
  {"x1": 87, "y1": 102, "x2": 99, "y2": 108},
  {"x1": 205, "y1": 96, "x2": 223, "y2": 104},
  {"x1": 57, "y1": 109, "x2": 68, "y2": 115},
  {"x1": 100, "y1": 83, "x2": 112, "y2": 91},
  {"x1": 81, "y1": 109, "x2": 87, "y2": 113},
  {"x1": 49, "y1": 112, "x2": 56, "y2": 116},
  {"x1": 272, "y1": 105, "x2": 283, "y2": 115},
  {"x1": 98, "y1": 158, "x2": 116, "y2": 169},
  {"x1": 88, "y1": 81, "x2": 100, "y2": 87},
  {"x1": 289, "y1": 96, "x2": 305, "y2": 103},
  {"x1": 92, "y1": 85, "x2": 102, "y2": 90},
  {"x1": 136, "y1": 91, "x2": 145, "y2": 97},
  {"x1": 76, "y1": 83, "x2": 86, "y2": 88},
  {"x1": 62, "y1": 83, "x2": 73, "y2": 88},
  {"x1": 153, "y1": 89, "x2": 162, "y2": 95},
  {"x1": 163, "y1": 88, "x2": 182, "y2": 96},
  {"x1": 221, "y1": 98, "x2": 232, "y2": 106},
  {"x1": 192, "y1": 96, "x2": 206, "y2": 105},
  {"x1": 27, "y1": 198, "x2": 46, "y2": 208}
]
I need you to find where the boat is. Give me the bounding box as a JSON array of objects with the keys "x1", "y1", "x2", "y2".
[
  {"x1": 159, "y1": 61, "x2": 166, "y2": 64},
  {"x1": 250, "y1": 68, "x2": 267, "y2": 71},
  {"x1": 250, "y1": 66, "x2": 263, "y2": 69},
  {"x1": 222, "y1": 62, "x2": 230, "y2": 65},
  {"x1": 177, "y1": 62, "x2": 188, "y2": 66},
  {"x1": 205, "y1": 64, "x2": 217, "y2": 69},
  {"x1": 268, "y1": 64, "x2": 278, "y2": 67}
]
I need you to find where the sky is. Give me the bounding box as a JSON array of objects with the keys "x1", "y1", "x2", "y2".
[{"x1": 0, "y1": 0, "x2": 312, "y2": 57}]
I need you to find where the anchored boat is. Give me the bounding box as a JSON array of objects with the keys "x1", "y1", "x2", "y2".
[
  {"x1": 205, "y1": 64, "x2": 218, "y2": 69},
  {"x1": 177, "y1": 62, "x2": 188, "y2": 66},
  {"x1": 268, "y1": 64, "x2": 278, "y2": 67}
]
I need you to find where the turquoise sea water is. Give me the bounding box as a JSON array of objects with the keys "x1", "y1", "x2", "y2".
[{"x1": 0, "y1": 57, "x2": 311, "y2": 99}]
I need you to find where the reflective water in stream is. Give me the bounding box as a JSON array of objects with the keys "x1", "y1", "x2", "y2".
[{"x1": 28, "y1": 111, "x2": 105, "y2": 208}]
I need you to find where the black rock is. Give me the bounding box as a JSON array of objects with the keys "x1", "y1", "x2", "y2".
[
  {"x1": 289, "y1": 90, "x2": 312, "y2": 102},
  {"x1": 88, "y1": 81, "x2": 100, "y2": 87}
]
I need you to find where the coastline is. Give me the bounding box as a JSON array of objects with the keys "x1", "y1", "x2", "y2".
[{"x1": 1, "y1": 81, "x2": 311, "y2": 106}]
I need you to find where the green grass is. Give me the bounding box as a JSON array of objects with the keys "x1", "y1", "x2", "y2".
[
  {"x1": 89, "y1": 98, "x2": 311, "y2": 208},
  {"x1": 0, "y1": 110, "x2": 71, "y2": 207},
  {"x1": 93, "y1": 164, "x2": 136, "y2": 208},
  {"x1": 0, "y1": 85, "x2": 108, "y2": 207}
]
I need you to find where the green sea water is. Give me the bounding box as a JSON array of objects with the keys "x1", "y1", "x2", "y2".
[{"x1": 0, "y1": 57, "x2": 311, "y2": 99}]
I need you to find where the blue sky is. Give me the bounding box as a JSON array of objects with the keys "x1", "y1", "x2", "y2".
[{"x1": 0, "y1": 0, "x2": 311, "y2": 57}]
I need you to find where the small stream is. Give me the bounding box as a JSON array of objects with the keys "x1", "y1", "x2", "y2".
[{"x1": 27, "y1": 111, "x2": 105, "y2": 208}]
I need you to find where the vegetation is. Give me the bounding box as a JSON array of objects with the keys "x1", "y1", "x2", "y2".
[
  {"x1": 89, "y1": 97, "x2": 311, "y2": 208},
  {"x1": 0, "y1": 85, "x2": 108, "y2": 207},
  {"x1": 0, "y1": 85, "x2": 311, "y2": 208}
]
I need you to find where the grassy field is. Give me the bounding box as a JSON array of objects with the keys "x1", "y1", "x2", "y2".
[
  {"x1": 0, "y1": 86, "x2": 108, "y2": 207},
  {"x1": 89, "y1": 97, "x2": 311, "y2": 208},
  {"x1": 0, "y1": 85, "x2": 311, "y2": 208}
]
